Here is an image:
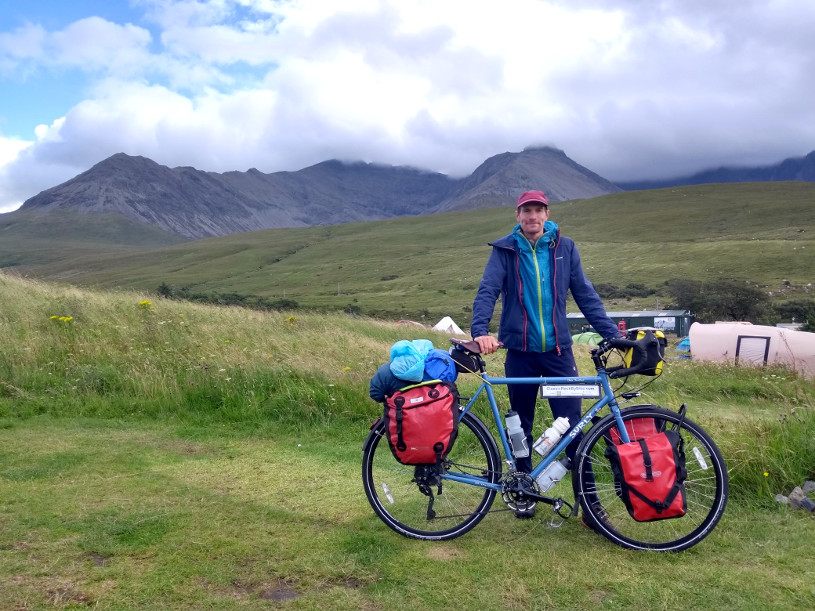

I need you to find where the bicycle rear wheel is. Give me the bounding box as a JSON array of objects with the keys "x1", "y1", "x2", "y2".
[
  {"x1": 574, "y1": 406, "x2": 728, "y2": 551},
  {"x1": 362, "y1": 410, "x2": 501, "y2": 541}
]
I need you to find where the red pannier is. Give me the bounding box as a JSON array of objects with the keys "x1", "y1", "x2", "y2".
[
  {"x1": 605, "y1": 426, "x2": 688, "y2": 522},
  {"x1": 609, "y1": 417, "x2": 659, "y2": 445},
  {"x1": 383, "y1": 381, "x2": 459, "y2": 465}
]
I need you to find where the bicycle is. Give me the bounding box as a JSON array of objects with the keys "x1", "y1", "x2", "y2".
[{"x1": 362, "y1": 334, "x2": 728, "y2": 551}]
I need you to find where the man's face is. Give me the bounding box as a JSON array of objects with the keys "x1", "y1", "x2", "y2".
[{"x1": 515, "y1": 203, "x2": 549, "y2": 241}]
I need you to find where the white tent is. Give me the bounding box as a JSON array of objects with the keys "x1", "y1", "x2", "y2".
[
  {"x1": 688, "y1": 322, "x2": 815, "y2": 379},
  {"x1": 433, "y1": 316, "x2": 466, "y2": 335}
]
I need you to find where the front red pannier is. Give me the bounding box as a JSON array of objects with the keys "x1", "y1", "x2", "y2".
[
  {"x1": 605, "y1": 429, "x2": 688, "y2": 522},
  {"x1": 609, "y1": 417, "x2": 659, "y2": 445}
]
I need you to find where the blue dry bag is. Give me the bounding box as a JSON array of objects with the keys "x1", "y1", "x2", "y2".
[{"x1": 389, "y1": 339, "x2": 434, "y2": 382}]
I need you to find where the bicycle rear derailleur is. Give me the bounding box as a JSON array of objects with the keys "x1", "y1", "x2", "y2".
[{"x1": 413, "y1": 465, "x2": 443, "y2": 520}]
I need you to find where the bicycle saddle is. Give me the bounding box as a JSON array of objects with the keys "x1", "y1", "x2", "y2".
[{"x1": 450, "y1": 338, "x2": 483, "y2": 353}]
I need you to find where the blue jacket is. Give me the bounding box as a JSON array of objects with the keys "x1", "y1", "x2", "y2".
[
  {"x1": 369, "y1": 362, "x2": 407, "y2": 402},
  {"x1": 471, "y1": 223, "x2": 619, "y2": 353}
]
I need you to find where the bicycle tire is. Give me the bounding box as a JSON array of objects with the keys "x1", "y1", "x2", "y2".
[
  {"x1": 574, "y1": 406, "x2": 728, "y2": 552},
  {"x1": 362, "y1": 410, "x2": 501, "y2": 541}
]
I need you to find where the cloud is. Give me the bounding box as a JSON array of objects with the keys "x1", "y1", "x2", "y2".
[
  {"x1": 0, "y1": 17, "x2": 152, "y2": 73},
  {"x1": 1, "y1": 0, "x2": 815, "y2": 213}
]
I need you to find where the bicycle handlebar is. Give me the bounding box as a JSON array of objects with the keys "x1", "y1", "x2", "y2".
[{"x1": 452, "y1": 335, "x2": 656, "y2": 380}]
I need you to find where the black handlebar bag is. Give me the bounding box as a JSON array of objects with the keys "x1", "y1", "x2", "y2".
[
  {"x1": 383, "y1": 381, "x2": 459, "y2": 466},
  {"x1": 622, "y1": 328, "x2": 668, "y2": 376},
  {"x1": 605, "y1": 430, "x2": 688, "y2": 521}
]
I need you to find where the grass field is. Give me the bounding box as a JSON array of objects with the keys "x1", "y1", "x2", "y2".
[
  {"x1": 1, "y1": 273, "x2": 814, "y2": 609},
  {"x1": 3, "y1": 182, "x2": 815, "y2": 324}
]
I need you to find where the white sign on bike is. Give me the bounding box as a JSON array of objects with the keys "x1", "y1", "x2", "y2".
[{"x1": 538, "y1": 384, "x2": 601, "y2": 398}]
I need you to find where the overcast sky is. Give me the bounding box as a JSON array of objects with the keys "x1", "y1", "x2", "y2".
[{"x1": 1, "y1": 0, "x2": 814, "y2": 213}]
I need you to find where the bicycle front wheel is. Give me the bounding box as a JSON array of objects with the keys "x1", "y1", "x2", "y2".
[
  {"x1": 362, "y1": 410, "x2": 501, "y2": 541},
  {"x1": 574, "y1": 406, "x2": 728, "y2": 552}
]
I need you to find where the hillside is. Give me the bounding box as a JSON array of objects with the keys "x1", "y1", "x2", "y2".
[
  {"x1": 0, "y1": 209, "x2": 185, "y2": 269},
  {"x1": 9, "y1": 146, "x2": 620, "y2": 239},
  {"x1": 7, "y1": 182, "x2": 814, "y2": 324}
]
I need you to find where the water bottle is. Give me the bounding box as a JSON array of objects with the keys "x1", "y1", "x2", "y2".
[
  {"x1": 536, "y1": 457, "x2": 571, "y2": 492},
  {"x1": 505, "y1": 410, "x2": 529, "y2": 458},
  {"x1": 533, "y1": 417, "x2": 570, "y2": 457}
]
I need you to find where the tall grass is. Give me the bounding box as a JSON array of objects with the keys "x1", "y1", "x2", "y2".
[
  {"x1": 0, "y1": 272, "x2": 434, "y2": 428},
  {"x1": 1, "y1": 271, "x2": 813, "y2": 502}
]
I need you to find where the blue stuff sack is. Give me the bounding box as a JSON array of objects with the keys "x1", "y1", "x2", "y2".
[
  {"x1": 389, "y1": 339, "x2": 434, "y2": 382},
  {"x1": 422, "y1": 349, "x2": 458, "y2": 383}
]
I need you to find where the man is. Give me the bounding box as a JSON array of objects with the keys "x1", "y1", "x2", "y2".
[{"x1": 471, "y1": 190, "x2": 620, "y2": 516}]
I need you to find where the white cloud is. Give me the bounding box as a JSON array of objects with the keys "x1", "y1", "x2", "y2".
[
  {"x1": 1, "y1": 0, "x2": 815, "y2": 213},
  {"x1": 52, "y1": 18, "x2": 153, "y2": 70},
  {"x1": 0, "y1": 18, "x2": 152, "y2": 73},
  {"x1": 0, "y1": 136, "x2": 34, "y2": 212}
]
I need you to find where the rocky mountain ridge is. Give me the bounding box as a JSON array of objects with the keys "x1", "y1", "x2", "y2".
[
  {"x1": 16, "y1": 147, "x2": 620, "y2": 239},
  {"x1": 14, "y1": 146, "x2": 815, "y2": 240}
]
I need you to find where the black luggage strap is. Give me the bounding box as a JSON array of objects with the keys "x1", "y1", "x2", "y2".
[{"x1": 394, "y1": 397, "x2": 406, "y2": 451}]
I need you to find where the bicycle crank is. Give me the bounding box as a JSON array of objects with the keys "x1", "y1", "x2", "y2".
[{"x1": 500, "y1": 471, "x2": 538, "y2": 511}]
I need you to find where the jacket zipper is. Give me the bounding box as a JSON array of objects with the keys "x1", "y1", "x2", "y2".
[
  {"x1": 514, "y1": 250, "x2": 529, "y2": 351},
  {"x1": 521, "y1": 234, "x2": 547, "y2": 352}
]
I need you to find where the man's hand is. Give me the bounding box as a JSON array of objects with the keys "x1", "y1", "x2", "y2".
[{"x1": 474, "y1": 335, "x2": 499, "y2": 355}]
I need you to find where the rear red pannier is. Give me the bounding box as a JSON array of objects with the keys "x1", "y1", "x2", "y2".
[{"x1": 383, "y1": 381, "x2": 459, "y2": 465}]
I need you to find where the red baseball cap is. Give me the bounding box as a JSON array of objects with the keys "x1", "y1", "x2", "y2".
[{"x1": 516, "y1": 190, "x2": 549, "y2": 209}]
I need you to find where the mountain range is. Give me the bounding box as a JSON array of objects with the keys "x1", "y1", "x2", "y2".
[
  {"x1": 9, "y1": 146, "x2": 815, "y2": 240},
  {"x1": 617, "y1": 150, "x2": 815, "y2": 190},
  {"x1": 13, "y1": 147, "x2": 620, "y2": 239}
]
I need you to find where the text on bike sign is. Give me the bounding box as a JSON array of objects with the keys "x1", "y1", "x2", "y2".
[{"x1": 538, "y1": 384, "x2": 601, "y2": 398}]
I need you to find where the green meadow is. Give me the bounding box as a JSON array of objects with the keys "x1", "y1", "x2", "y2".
[
  {"x1": 3, "y1": 181, "x2": 815, "y2": 324},
  {"x1": 1, "y1": 272, "x2": 814, "y2": 609}
]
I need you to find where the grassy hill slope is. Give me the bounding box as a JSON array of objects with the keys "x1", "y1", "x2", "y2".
[
  {"x1": 0, "y1": 209, "x2": 185, "y2": 269},
  {"x1": 4, "y1": 182, "x2": 814, "y2": 322}
]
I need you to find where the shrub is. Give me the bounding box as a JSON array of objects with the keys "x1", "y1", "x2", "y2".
[
  {"x1": 775, "y1": 299, "x2": 815, "y2": 332},
  {"x1": 666, "y1": 278, "x2": 774, "y2": 323}
]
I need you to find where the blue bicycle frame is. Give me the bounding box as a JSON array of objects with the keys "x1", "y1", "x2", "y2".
[{"x1": 442, "y1": 370, "x2": 633, "y2": 490}]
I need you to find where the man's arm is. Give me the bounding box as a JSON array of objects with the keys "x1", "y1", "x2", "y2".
[
  {"x1": 471, "y1": 248, "x2": 505, "y2": 353},
  {"x1": 567, "y1": 242, "x2": 621, "y2": 339}
]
